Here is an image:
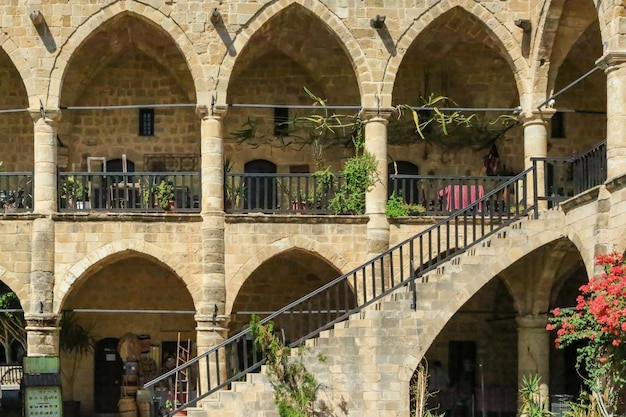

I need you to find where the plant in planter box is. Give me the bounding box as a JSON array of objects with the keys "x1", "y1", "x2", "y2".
[
  {"x1": 60, "y1": 311, "x2": 95, "y2": 415},
  {"x1": 385, "y1": 193, "x2": 426, "y2": 218},
  {"x1": 155, "y1": 180, "x2": 175, "y2": 210},
  {"x1": 61, "y1": 176, "x2": 86, "y2": 209}
]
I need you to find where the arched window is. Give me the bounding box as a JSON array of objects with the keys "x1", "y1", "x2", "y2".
[
  {"x1": 244, "y1": 160, "x2": 277, "y2": 211},
  {"x1": 388, "y1": 161, "x2": 419, "y2": 205}
]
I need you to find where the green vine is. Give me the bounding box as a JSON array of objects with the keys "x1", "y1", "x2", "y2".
[{"x1": 250, "y1": 315, "x2": 319, "y2": 417}]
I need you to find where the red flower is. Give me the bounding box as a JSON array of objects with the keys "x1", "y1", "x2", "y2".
[{"x1": 546, "y1": 324, "x2": 554, "y2": 331}]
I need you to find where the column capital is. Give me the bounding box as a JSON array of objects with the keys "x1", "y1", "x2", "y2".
[
  {"x1": 24, "y1": 313, "x2": 59, "y2": 329},
  {"x1": 519, "y1": 108, "x2": 555, "y2": 125},
  {"x1": 516, "y1": 314, "x2": 548, "y2": 329},
  {"x1": 197, "y1": 104, "x2": 228, "y2": 120},
  {"x1": 28, "y1": 108, "x2": 62, "y2": 124},
  {"x1": 359, "y1": 107, "x2": 395, "y2": 121},
  {"x1": 596, "y1": 51, "x2": 626, "y2": 71},
  {"x1": 195, "y1": 314, "x2": 230, "y2": 333}
]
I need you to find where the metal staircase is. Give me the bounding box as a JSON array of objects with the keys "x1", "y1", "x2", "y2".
[{"x1": 144, "y1": 143, "x2": 607, "y2": 416}]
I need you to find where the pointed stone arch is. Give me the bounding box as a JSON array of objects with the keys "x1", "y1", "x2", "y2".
[
  {"x1": 225, "y1": 235, "x2": 350, "y2": 314},
  {"x1": 533, "y1": 0, "x2": 603, "y2": 101},
  {"x1": 55, "y1": 239, "x2": 195, "y2": 313},
  {"x1": 417, "y1": 226, "x2": 588, "y2": 357},
  {"x1": 46, "y1": 1, "x2": 206, "y2": 108},
  {"x1": 0, "y1": 33, "x2": 34, "y2": 107},
  {"x1": 215, "y1": 0, "x2": 370, "y2": 106},
  {"x1": 383, "y1": 1, "x2": 529, "y2": 102},
  {"x1": 0, "y1": 264, "x2": 28, "y2": 308}
]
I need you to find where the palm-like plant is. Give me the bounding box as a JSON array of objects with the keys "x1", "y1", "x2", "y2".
[{"x1": 60, "y1": 311, "x2": 95, "y2": 401}]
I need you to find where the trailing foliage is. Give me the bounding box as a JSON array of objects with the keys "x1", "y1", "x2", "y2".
[
  {"x1": 327, "y1": 134, "x2": 377, "y2": 215},
  {"x1": 250, "y1": 315, "x2": 319, "y2": 417}
]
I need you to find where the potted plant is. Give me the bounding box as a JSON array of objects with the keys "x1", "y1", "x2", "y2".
[
  {"x1": 59, "y1": 311, "x2": 95, "y2": 417},
  {"x1": 154, "y1": 180, "x2": 175, "y2": 210},
  {"x1": 61, "y1": 176, "x2": 86, "y2": 209}
]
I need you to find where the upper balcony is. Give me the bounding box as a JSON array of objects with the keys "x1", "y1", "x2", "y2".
[{"x1": 0, "y1": 140, "x2": 606, "y2": 217}]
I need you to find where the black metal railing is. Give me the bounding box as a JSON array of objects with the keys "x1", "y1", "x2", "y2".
[
  {"x1": 0, "y1": 172, "x2": 33, "y2": 212},
  {"x1": 532, "y1": 140, "x2": 607, "y2": 208},
  {"x1": 225, "y1": 172, "x2": 345, "y2": 214},
  {"x1": 144, "y1": 168, "x2": 536, "y2": 415},
  {"x1": 389, "y1": 174, "x2": 515, "y2": 215},
  {"x1": 57, "y1": 172, "x2": 201, "y2": 212}
]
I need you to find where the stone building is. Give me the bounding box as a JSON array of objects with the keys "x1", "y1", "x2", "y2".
[{"x1": 0, "y1": 0, "x2": 623, "y2": 416}]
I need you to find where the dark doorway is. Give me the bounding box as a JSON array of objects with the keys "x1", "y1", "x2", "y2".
[
  {"x1": 388, "y1": 161, "x2": 419, "y2": 205},
  {"x1": 94, "y1": 337, "x2": 123, "y2": 413},
  {"x1": 244, "y1": 160, "x2": 277, "y2": 211},
  {"x1": 448, "y1": 341, "x2": 477, "y2": 417}
]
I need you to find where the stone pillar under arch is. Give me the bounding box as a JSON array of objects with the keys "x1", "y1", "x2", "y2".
[
  {"x1": 517, "y1": 315, "x2": 550, "y2": 406},
  {"x1": 25, "y1": 111, "x2": 61, "y2": 356},
  {"x1": 597, "y1": 52, "x2": 626, "y2": 181},
  {"x1": 362, "y1": 110, "x2": 392, "y2": 301},
  {"x1": 197, "y1": 106, "x2": 229, "y2": 393},
  {"x1": 521, "y1": 110, "x2": 553, "y2": 210},
  {"x1": 31, "y1": 110, "x2": 61, "y2": 214}
]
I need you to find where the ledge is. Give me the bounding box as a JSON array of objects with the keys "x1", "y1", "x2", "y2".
[
  {"x1": 225, "y1": 214, "x2": 369, "y2": 224},
  {"x1": 559, "y1": 186, "x2": 601, "y2": 214},
  {"x1": 51, "y1": 212, "x2": 202, "y2": 222}
]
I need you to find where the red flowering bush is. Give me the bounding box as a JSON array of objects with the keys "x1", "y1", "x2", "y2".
[{"x1": 547, "y1": 252, "x2": 626, "y2": 415}]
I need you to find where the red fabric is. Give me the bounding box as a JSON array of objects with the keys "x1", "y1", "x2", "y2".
[{"x1": 439, "y1": 185, "x2": 485, "y2": 211}]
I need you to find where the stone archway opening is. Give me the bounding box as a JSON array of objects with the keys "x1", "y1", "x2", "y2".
[
  {"x1": 229, "y1": 248, "x2": 356, "y2": 344},
  {"x1": 548, "y1": 1, "x2": 605, "y2": 156},
  {"x1": 419, "y1": 276, "x2": 518, "y2": 417},
  {"x1": 0, "y1": 281, "x2": 26, "y2": 365},
  {"x1": 0, "y1": 47, "x2": 32, "y2": 172},
  {"x1": 60, "y1": 252, "x2": 195, "y2": 416},
  {"x1": 224, "y1": 3, "x2": 360, "y2": 169},
  {"x1": 58, "y1": 13, "x2": 198, "y2": 173},
  {"x1": 390, "y1": 6, "x2": 521, "y2": 177}
]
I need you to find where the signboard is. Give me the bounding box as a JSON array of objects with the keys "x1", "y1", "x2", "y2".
[
  {"x1": 23, "y1": 357, "x2": 60, "y2": 374},
  {"x1": 22, "y1": 357, "x2": 63, "y2": 417},
  {"x1": 24, "y1": 386, "x2": 63, "y2": 417}
]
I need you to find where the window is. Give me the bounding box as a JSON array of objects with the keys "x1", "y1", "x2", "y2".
[
  {"x1": 274, "y1": 107, "x2": 289, "y2": 136},
  {"x1": 139, "y1": 108, "x2": 155, "y2": 136}
]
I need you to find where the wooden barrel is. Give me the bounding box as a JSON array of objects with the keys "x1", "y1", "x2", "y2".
[
  {"x1": 121, "y1": 385, "x2": 138, "y2": 396},
  {"x1": 123, "y1": 374, "x2": 138, "y2": 384},
  {"x1": 118, "y1": 398, "x2": 137, "y2": 417},
  {"x1": 137, "y1": 401, "x2": 151, "y2": 417}
]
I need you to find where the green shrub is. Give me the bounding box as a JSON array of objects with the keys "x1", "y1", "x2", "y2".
[{"x1": 386, "y1": 193, "x2": 426, "y2": 218}]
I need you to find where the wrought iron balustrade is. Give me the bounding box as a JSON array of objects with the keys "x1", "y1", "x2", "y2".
[
  {"x1": 532, "y1": 140, "x2": 607, "y2": 208},
  {"x1": 57, "y1": 172, "x2": 201, "y2": 212},
  {"x1": 0, "y1": 172, "x2": 33, "y2": 213},
  {"x1": 389, "y1": 174, "x2": 515, "y2": 215},
  {"x1": 225, "y1": 172, "x2": 345, "y2": 214}
]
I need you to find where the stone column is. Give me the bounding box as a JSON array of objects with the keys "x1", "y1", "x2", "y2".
[
  {"x1": 25, "y1": 110, "x2": 61, "y2": 356},
  {"x1": 517, "y1": 315, "x2": 550, "y2": 405},
  {"x1": 521, "y1": 110, "x2": 553, "y2": 210},
  {"x1": 597, "y1": 52, "x2": 626, "y2": 180},
  {"x1": 196, "y1": 105, "x2": 229, "y2": 393},
  {"x1": 31, "y1": 110, "x2": 60, "y2": 214},
  {"x1": 362, "y1": 110, "x2": 392, "y2": 300}
]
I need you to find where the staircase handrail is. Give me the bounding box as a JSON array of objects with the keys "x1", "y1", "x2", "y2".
[{"x1": 144, "y1": 166, "x2": 536, "y2": 414}]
